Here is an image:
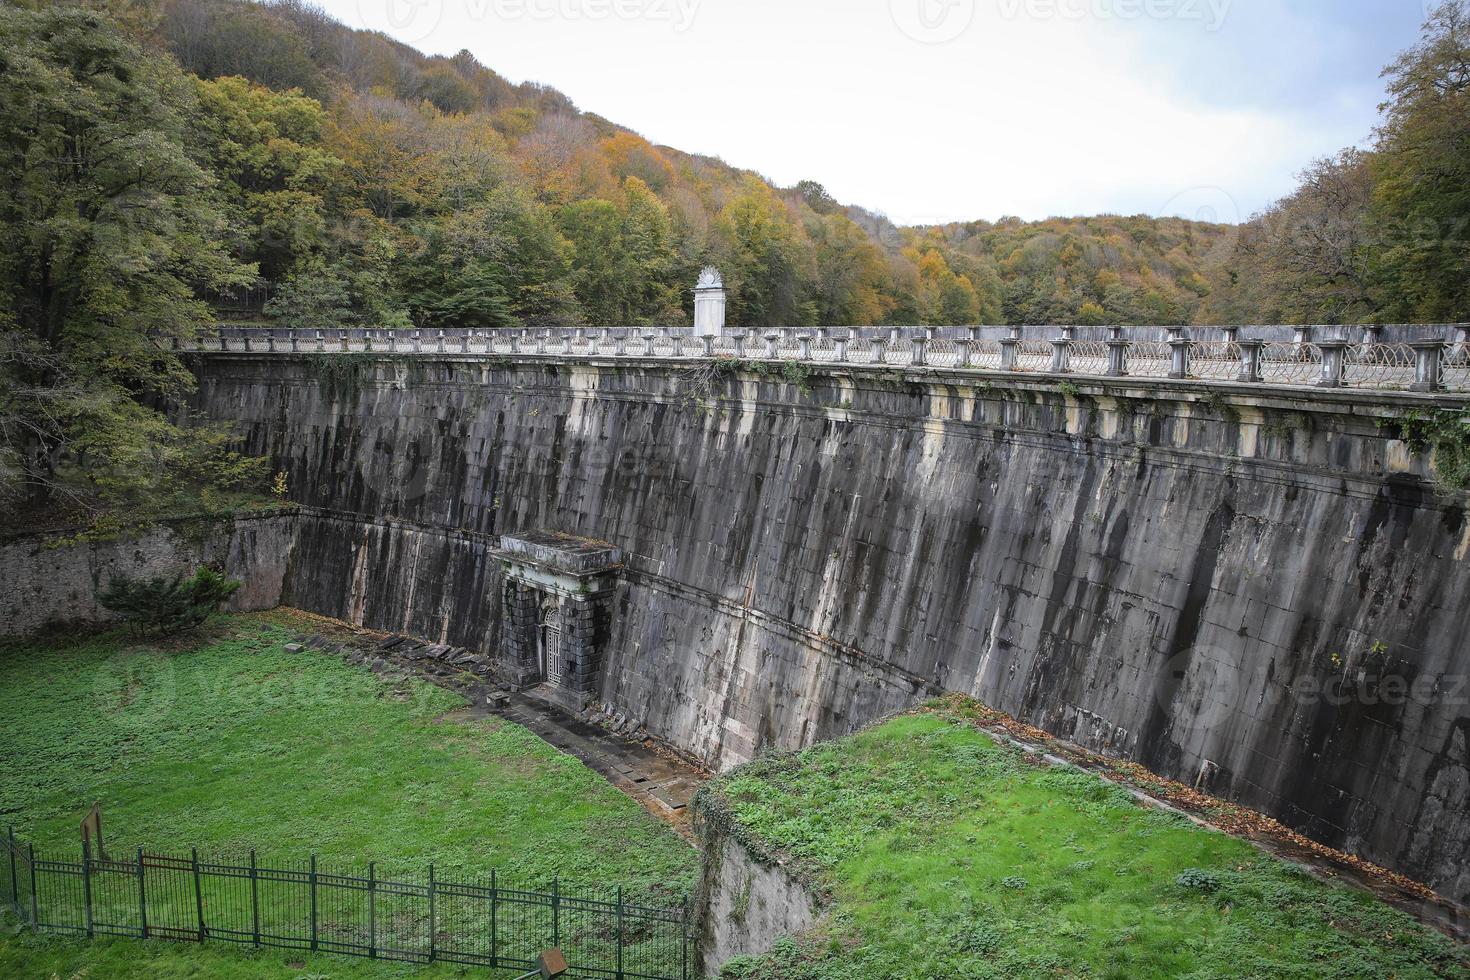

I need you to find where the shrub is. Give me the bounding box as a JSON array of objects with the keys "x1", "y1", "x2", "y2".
[
  {"x1": 1175, "y1": 868, "x2": 1222, "y2": 894},
  {"x1": 96, "y1": 568, "x2": 242, "y2": 637}
]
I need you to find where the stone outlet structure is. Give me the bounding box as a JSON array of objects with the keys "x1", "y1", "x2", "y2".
[
  {"x1": 155, "y1": 350, "x2": 1470, "y2": 904},
  {"x1": 493, "y1": 531, "x2": 620, "y2": 709}
]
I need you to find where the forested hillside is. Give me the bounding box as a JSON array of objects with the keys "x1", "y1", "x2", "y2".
[
  {"x1": 84, "y1": 0, "x2": 1241, "y2": 332},
  {"x1": 2, "y1": 0, "x2": 1466, "y2": 523}
]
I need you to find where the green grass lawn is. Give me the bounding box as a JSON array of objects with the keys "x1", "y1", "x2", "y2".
[
  {"x1": 704, "y1": 707, "x2": 1469, "y2": 980},
  {"x1": 0, "y1": 615, "x2": 698, "y2": 978}
]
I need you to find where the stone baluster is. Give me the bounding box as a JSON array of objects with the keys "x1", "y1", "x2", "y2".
[
  {"x1": 244, "y1": 331, "x2": 254, "y2": 352},
  {"x1": 999, "y1": 326, "x2": 1021, "y2": 372},
  {"x1": 871, "y1": 330, "x2": 887, "y2": 364},
  {"x1": 797, "y1": 333, "x2": 812, "y2": 360},
  {"x1": 1315, "y1": 340, "x2": 1348, "y2": 388},
  {"x1": 1167, "y1": 327, "x2": 1189, "y2": 379},
  {"x1": 911, "y1": 332, "x2": 928, "y2": 367},
  {"x1": 764, "y1": 332, "x2": 780, "y2": 359},
  {"x1": 339, "y1": 329, "x2": 349, "y2": 351},
  {"x1": 642, "y1": 330, "x2": 657, "y2": 356},
  {"x1": 958, "y1": 338, "x2": 973, "y2": 368},
  {"x1": 562, "y1": 329, "x2": 574, "y2": 352},
  {"x1": 702, "y1": 335, "x2": 715, "y2": 358},
  {"x1": 460, "y1": 329, "x2": 470, "y2": 353},
  {"x1": 1050, "y1": 333, "x2": 1070, "y2": 374},
  {"x1": 1237, "y1": 340, "x2": 1264, "y2": 382},
  {"x1": 1410, "y1": 340, "x2": 1446, "y2": 392},
  {"x1": 835, "y1": 333, "x2": 849, "y2": 363},
  {"x1": 508, "y1": 330, "x2": 519, "y2": 354},
  {"x1": 315, "y1": 330, "x2": 325, "y2": 353},
  {"x1": 733, "y1": 331, "x2": 747, "y2": 358},
  {"x1": 1106, "y1": 326, "x2": 1129, "y2": 377}
]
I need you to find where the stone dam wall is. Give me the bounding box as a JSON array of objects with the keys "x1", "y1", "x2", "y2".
[
  {"x1": 1, "y1": 511, "x2": 297, "y2": 636},
  {"x1": 186, "y1": 355, "x2": 1470, "y2": 903}
]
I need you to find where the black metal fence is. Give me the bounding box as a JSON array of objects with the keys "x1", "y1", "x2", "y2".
[{"x1": 0, "y1": 829, "x2": 691, "y2": 978}]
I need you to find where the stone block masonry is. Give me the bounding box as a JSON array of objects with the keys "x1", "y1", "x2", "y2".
[
  {"x1": 184, "y1": 354, "x2": 1470, "y2": 904},
  {"x1": 0, "y1": 511, "x2": 298, "y2": 636}
]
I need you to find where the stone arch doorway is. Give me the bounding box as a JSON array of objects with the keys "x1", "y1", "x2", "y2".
[
  {"x1": 493, "y1": 531, "x2": 621, "y2": 711},
  {"x1": 538, "y1": 593, "x2": 563, "y2": 685}
]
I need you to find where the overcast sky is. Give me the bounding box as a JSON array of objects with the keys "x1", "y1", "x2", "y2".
[{"x1": 317, "y1": 0, "x2": 1430, "y2": 225}]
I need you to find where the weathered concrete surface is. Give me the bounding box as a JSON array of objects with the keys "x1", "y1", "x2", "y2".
[
  {"x1": 188, "y1": 355, "x2": 1470, "y2": 902},
  {"x1": 692, "y1": 800, "x2": 819, "y2": 974},
  {"x1": 0, "y1": 511, "x2": 297, "y2": 636}
]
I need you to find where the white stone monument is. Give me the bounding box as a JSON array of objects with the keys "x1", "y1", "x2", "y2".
[{"x1": 693, "y1": 266, "x2": 726, "y2": 337}]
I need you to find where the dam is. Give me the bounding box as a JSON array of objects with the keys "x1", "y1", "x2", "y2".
[{"x1": 142, "y1": 321, "x2": 1468, "y2": 906}]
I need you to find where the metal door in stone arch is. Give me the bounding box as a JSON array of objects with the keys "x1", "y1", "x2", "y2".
[{"x1": 541, "y1": 621, "x2": 563, "y2": 685}]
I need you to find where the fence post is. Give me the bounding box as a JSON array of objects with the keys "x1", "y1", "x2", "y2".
[
  {"x1": 82, "y1": 837, "x2": 94, "y2": 939},
  {"x1": 616, "y1": 885, "x2": 624, "y2": 980},
  {"x1": 7, "y1": 828, "x2": 17, "y2": 917},
  {"x1": 249, "y1": 850, "x2": 260, "y2": 947},
  {"x1": 681, "y1": 899, "x2": 690, "y2": 980},
  {"x1": 999, "y1": 327, "x2": 1020, "y2": 371},
  {"x1": 136, "y1": 846, "x2": 147, "y2": 938},
  {"x1": 310, "y1": 854, "x2": 318, "y2": 951},
  {"x1": 1316, "y1": 340, "x2": 1347, "y2": 388},
  {"x1": 1050, "y1": 336, "x2": 1070, "y2": 374},
  {"x1": 368, "y1": 861, "x2": 377, "y2": 959},
  {"x1": 1237, "y1": 340, "x2": 1263, "y2": 383},
  {"x1": 552, "y1": 876, "x2": 560, "y2": 949},
  {"x1": 1168, "y1": 336, "x2": 1190, "y2": 379},
  {"x1": 1106, "y1": 333, "x2": 1129, "y2": 377},
  {"x1": 192, "y1": 848, "x2": 206, "y2": 942},
  {"x1": 1410, "y1": 340, "x2": 1446, "y2": 392},
  {"x1": 428, "y1": 863, "x2": 437, "y2": 963},
  {"x1": 910, "y1": 333, "x2": 927, "y2": 366},
  {"x1": 490, "y1": 869, "x2": 498, "y2": 969},
  {"x1": 27, "y1": 843, "x2": 37, "y2": 927}
]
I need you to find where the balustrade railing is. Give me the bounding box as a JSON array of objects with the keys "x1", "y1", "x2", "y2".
[{"x1": 175, "y1": 325, "x2": 1470, "y2": 394}]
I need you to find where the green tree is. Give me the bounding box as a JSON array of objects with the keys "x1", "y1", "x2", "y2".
[
  {"x1": 0, "y1": 5, "x2": 262, "y2": 515},
  {"x1": 1371, "y1": 0, "x2": 1470, "y2": 320},
  {"x1": 714, "y1": 180, "x2": 815, "y2": 328},
  {"x1": 194, "y1": 75, "x2": 343, "y2": 282},
  {"x1": 97, "y1": 567, "x2": 242, "y2": 637}
]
